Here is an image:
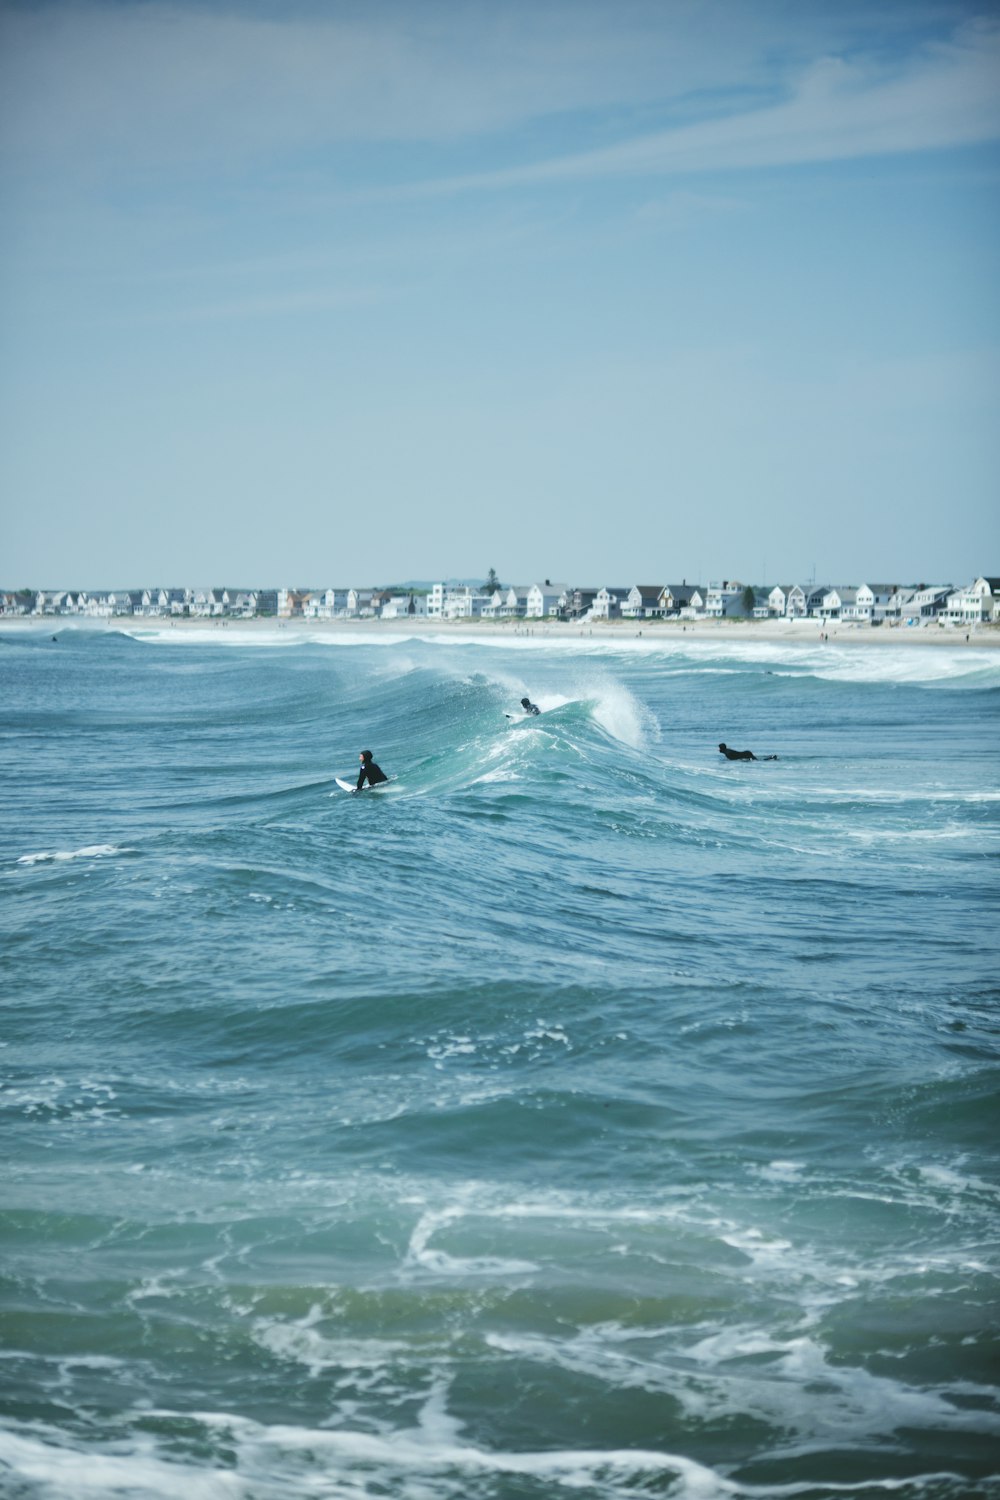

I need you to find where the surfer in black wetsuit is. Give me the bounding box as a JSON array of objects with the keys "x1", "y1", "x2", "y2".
[
  {"x1": 356, "y1": 750, "x2": 389, "y2": 789},
  {"x1": 520, "y1": 697, "x2": 540, "y2": 716},
  {"x1": 718, "y1": 743, "x2": 778, "y2": 762}
]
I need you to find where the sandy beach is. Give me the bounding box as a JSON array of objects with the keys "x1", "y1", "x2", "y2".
[{"x1": 18, "y1": 614, "x2": 995, "y2": 647}]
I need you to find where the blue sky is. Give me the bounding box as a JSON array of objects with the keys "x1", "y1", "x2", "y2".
[{"x1": 1, "y1": 0, "x2": 998, "y2": 589}]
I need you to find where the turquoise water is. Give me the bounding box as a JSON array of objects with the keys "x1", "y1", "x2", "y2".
[{"x1": 2, "y1": 624, "x2": 999, "y2": 1499}]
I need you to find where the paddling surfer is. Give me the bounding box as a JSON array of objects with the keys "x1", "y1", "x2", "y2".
[
  {"x1": 520, "y1": 697, "x2": 540, "y2": 716},
  {"x1": 718, "y1": 743, "x2": 778, "y2": 762}
]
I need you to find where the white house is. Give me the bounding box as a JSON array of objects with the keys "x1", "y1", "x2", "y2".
[
  {"x1": 849, "y1": 583, "x2": 896, "y2": 622},
  {"x1": 444, "y1": 586, "x2": 489, "y2": 619},
  {"x1": 704, "y1": 581, "x2": 749, "y2": 617},
  {"x1": 426, "y1": 584, "x2": 446, "y2": 618},
  {"x1": 344, "y1": 589, "x2": 375, "y2": 617},
  {"x1": 498, "y1": 587, "x2": 528, "y2": 618},
  {"x1": 588, "y1": 586, "x2": 630, "y2": 620},
  {"x1": 768, "y1": 584, "x2": 807, "y2": 618},
  {"x1": 526, "y1": 582, "x2": 565, "y2": 618},
  {"x1": 304, "y1": 589, "x2": 342, "y2": 619},
  {"x1": 381, "y1": 593, "x2": 428, "y2": 619},
  {"x1": 944, "y1": 577, "x2": 1000, "y2": 624},
  {"x1": 818, "y1": 587, "x2": 859, "y2": 621},
  {"x1": 621, "y1": 586, "x2": 663, "y2": 619}
]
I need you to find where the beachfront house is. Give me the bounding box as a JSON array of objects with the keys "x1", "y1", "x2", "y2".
[
  {"x1": 444, "y1": 586, "x2": 489, "y2": 619},
  {"x1": 303, "y1": 589, "x2": 342, "y2": 619},
  {"x1": 883, "y1": 586, "x2": 917, "y2": 624},
  {"x1": 805, "y1": 586, "x2": 830, "y2": 618},
  {"x1": 657, "y1": 584, "x2": 704, "y2": 617},
  {"x1": 426, "y1": 584, "x2": 446, "y2": 618},
  {"x1": 345, "y1": 589, "x2": 375, "y2": 617},
  {"x1": 559, "y1": 588, "x2": 599, "y2": 620},
  {"x1": 190, "y1": 588, "x2": 230, "y2": 616},
  {"x1": 816, "y1": 587, "x2": 859, "y2": 621},
  {"x1": 381, "y1": 593, "x2": 427, "y2": 619},
  {"x1": 621, "y1": 586, "x2": 663, "y2": 619},
  {"x1": 768, "y1": 584, "x2": 807, "y2": 618},
  {"x1": 228, "y1": 591, "x2": 257, "y2": 618},
  {"x1": 944, "y1": 577, "x2": 1000, "y2": 625},
  {"x1": 975, "y1": 576, "x2": 1000, "y2": 621},
  {"x1": 168, "y1": 588, "x2": 193, "y2": 616},
  {"x1": 1, "y1": 591, "x2": 33, "y2": 615},
  {"x1": 910, "y1": 585, "x2": 952, "y2": 621},
  {"x1": 526, "y1": 583, "x2": 565, "y2": 618},
  {"x1": 498, "y1": 588, "x2": 528, "y2": 618},
  {"x1": 704, "y1": 582, "x2": 749, "y2": 617},
  {"x1": 850, "y1": 583, "x2": 897, "y2": 622},
  {"x1": 588, "y1": 587, "x2": 630, "y2": 620}
]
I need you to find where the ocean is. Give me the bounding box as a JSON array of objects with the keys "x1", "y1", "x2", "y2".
[{"x1": 2, "y1": 623, "x2": 998, "y2": 1499}]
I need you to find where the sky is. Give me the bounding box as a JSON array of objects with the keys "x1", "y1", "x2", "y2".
[{"x1": 1, "y1": 0, "x2": 999, "y2": 591}]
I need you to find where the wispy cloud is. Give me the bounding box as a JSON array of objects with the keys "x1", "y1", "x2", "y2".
[
  {"x1": 3, "y1": 1, "x2": 991, "y2": 183},
  {"x1": 369, "y1": 18, "x2": 1000, "y2": 198}
]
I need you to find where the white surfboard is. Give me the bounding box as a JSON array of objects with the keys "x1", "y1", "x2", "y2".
[{"x1": 333, "y1": 776, "x2": 393, "y2": 794}]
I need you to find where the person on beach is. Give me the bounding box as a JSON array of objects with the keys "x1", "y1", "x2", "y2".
[
  {"x1": 718, "y1": 743, "x2": 778, "y2": 762},
  {"x1": 520, "y1": 697, "x2": 540, "y2": 716},
  {"x1": 356, "y1": 749, "x2": 389, "y2": 790}
]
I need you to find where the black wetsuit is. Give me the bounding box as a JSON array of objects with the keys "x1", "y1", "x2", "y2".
[
  {"x1": 719, "y1": 744, "x2": 778, "y2": 762},
  {"x1": 522, "y1": 701, "x2": 540, "y2": 716},
  {"x1": 356, "y1": 758, "x2": 389, "y2": 789}
]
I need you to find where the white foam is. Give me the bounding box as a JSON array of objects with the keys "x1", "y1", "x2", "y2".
[
  {"x1": 253, "y1": 1305, "x2": 411, "y2": 1379},
  {"x1": 179, "y1": 1401, "x2": 733, "y2": 1497},
  {"x1": 16, "y1": 844, "x2": 127, "y2": 866},
  {"x1": 404, "y1": 1206, "x2": 538, "y2": 1278},
  {"x1": 0, "y1": 1426, "x2": 245, "y2": 1499}
]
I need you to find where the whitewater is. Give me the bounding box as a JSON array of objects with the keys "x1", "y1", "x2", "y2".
[{"x1": 1, "y1": 624, "x2": 998, "y2": 1499}]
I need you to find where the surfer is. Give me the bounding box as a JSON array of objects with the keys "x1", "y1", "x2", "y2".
[
  {"x1": 520, "y1": 697, "x2": 540, "y2": 716},
  {"x1": 718, "y1": 743, "x2": 778, "y2": 762},
  {"x1": 356, "y1": 749, "x2": 389, "y2": 790}
]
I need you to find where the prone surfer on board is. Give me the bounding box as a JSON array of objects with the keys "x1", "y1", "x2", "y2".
[
  {"x1": 520, "y1": 697, "x2": 540, "y2": 716},
  {"x1": 356, "y1": 750, "x2": 389, "y2": 790},
  {"x1": 718, "y1": 743, "x2": 778, "y2": 762}
]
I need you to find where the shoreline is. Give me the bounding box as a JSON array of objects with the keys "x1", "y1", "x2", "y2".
[{"x1": 5, "y1": 616, "x2": 997, "y2": 648}]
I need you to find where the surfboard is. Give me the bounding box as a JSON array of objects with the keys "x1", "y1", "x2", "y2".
[{"x1": 333, "y1": 776, "x2": 393, "y2": 793}]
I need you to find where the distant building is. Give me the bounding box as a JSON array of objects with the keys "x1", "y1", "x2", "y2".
[
  {"x1": 704, "y1": 581, "x2": 748, "y2": 618},
  {"x1": 381, "y1": 593, "x2": 427, "y2": 618},
  {"x1": 621, "y1": 586, "x2": 663, "y2": 619},
  {"x1": 526, "y1": 582, "x2": 567, "y2": 618},
  {"x1": 945, "y1": 576, "x2": 1000, "y2": 624},
  {"x1": 657, "y1": 584, "x2": 704, "y2": 617},
  {"x1": 589, "y1": 587, "x2": 631, "y2": 620}
]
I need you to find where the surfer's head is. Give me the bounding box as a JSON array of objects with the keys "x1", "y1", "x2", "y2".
[
  {"x1": 718, "y1": 744, "x2": 727, "y2": 752},
  {"x1": 520, "y1": 698, "x2": 531, "y2": 708},
  {"x1": 360, "y1": 749, "x2": 373, "y2": 763}
]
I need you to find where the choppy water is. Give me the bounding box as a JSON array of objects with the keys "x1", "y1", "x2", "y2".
[{"x1": 2, "y1": 623, "x2": 999, "y2": 1499}]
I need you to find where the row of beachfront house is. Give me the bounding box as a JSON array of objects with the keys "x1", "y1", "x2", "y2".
[
  {"x1": 423, "y1": 578, "x2": 1000, "y2": 625},
  {"x1": 0, "y1": 588, "x2": 264, "y2": 618},
  {"x1": 4, "y1": 577, "x2": 998, "y2": 626}
]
